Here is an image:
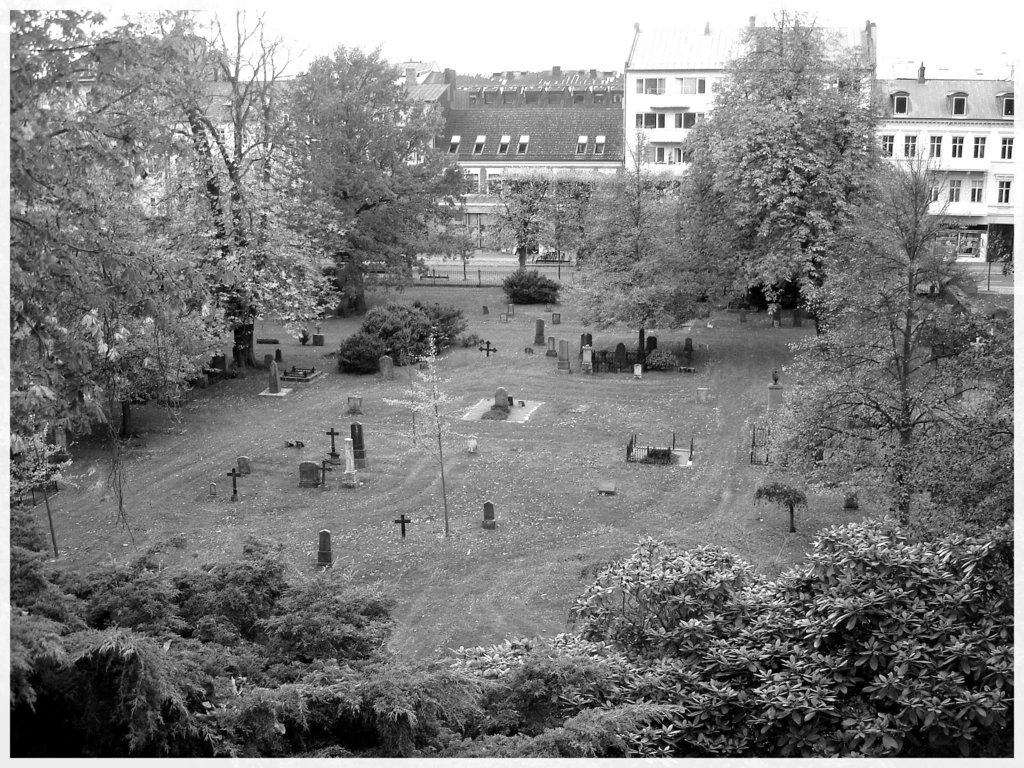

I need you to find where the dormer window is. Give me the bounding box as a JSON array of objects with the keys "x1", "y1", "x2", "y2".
[
  {"x1": 594, "y1": 135, "x2": 606, "y2": 155},
  {"x1": 949, "y1": 92, "x2": 967, "y2": 116},
  {"x1": 448, "y1": 135, "x2": 460, "y2": 154},
  {"x1": 997, "y1": 92, "x2": 1014, "y2": 116},
  {"x1": 473, "y1": 135, "x2": 486, "y2": 154},
  {"x1": 517, "y1": 135, "x2": 529, "y2": 154},
  {"x1": 892, "y1": 93, "x2": 909, "y2": 115},
  {"x1": 576, "y1": 135, "x2": 588, "y2": 154},
  {"x1": 497, "y1": 135, "x2": 511, "y2": 155}
]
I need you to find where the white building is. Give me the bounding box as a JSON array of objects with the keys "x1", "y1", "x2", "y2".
[{"x1": 876, "y1": 67, "x2": 1015, "y2": 261}]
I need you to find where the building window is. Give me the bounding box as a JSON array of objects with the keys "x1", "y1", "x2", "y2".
[
  {"x1": 525, "y1": 91, "x2": 539, "y2": 104},
  {"x1": 594, "y1": 92, "x2": 605, "y2": 104},
  {"x1": 547, "y1": 92, "x2": 564, "y2": 106},
  {"x1": 997, "y1": 180, "x2": 1011, "y2": 204},
  {"x1": 948, "y1": 179, "x2": 961, "y2": 202},
  {"x1": 576, "y1": 135, "x2": 588, "y2": 154},
  {"x1": 671, "y1": 147, "x2": 683, "y2": 163},
  {"x1": 473, "y1": 135, "x2": 486, "y2": 154},
  {"x1": 464, "y1": 172, "x2": 479, "y2": 194},
  {"x1": 497, "y1": 135, "x2": 510, "y2": 155},
  {"x1": 1002, "y1": 96, "x2": 1014, "y2": 116},
  {"x1": 929, "y1": 135, "x2": 942, "y2": 157},
  {"x1": 483, "y1": 91, "x2": 496, "y2": 105},
  {"x1": 973, "y1": 137, "x2": 986, "y2": 158},
  {"x1": 637, "y1": 77, "x2": 665, "y2": 94},
  {"x1": 517, "y1": 135, "x2": 529, "y2": 154},
  {"x1": 654, "y1": 146, "x2": 666, "y2": 163},
  {"x1": 683, "y1": 112, "x2": 697, "y2": 129},
  {"x1": 881, "y1": 135, "x2": 894, "y2": 156},
  {"x1": 1001, "y1": 137, "x2": 1013, "y2": 159},
  {"x1": 489, "y1": 176, "x2": 502, "y2": 195},
  {"x1": 594, "y1": 135, "x2": 606, "y2": 155},
  {"x1": 970, "y1": 180, "x2": 984, "y2": 203},
  {"x1": 929, "y1": 184, "x2": 940, "y2": 203},
  {"x1": 502, "y1": 91, "x2": 515, "y2": 104},
  {"x1": 448, "y1": 135, "x2": 460, "y2": 154},
  {"x1": 611, "y1": 93, "x2": 622, "y2": 104},
  {"x1": 468, "y1": 94, "x2": 478, "y2": 105},
  {"x1": 951, "y1": 136, "x2": 964, "y2": 157},
  {"x1": 904, "y1": 135, "x2": 918, "y2": 157},
  {"x1": 573, "y1": 93, "x2": 585, "y2": 104},
  {"x1": 637, "y1": 113, "x2": 665, "y2": 129},
  {"x1": 678, "y1": 77, "x2": 706, "y2": 94},
  {"x1": 893, "y1": 94, "x2": 909, "y2": 114},
  {"x1": 952, "y1": 95, "x2": 966, "y2": 115}
]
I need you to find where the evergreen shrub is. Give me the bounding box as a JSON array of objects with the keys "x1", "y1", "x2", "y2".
[{"x1": 502, "y1": 270, "x2": 560, "y2": 305}]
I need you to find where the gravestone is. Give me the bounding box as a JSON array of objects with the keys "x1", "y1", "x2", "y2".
[
  {"x1": 326, "y1": 427, "x2": 342, "y2": 465},
  {"x1": 683, "y1": 337, "x2": 693, "y2": 364},
  {"x1": 508, "y1": 303, "x2": 515, "y2": 317},
  {"x1": 394, "y1": 513, "x2": 412, "y2": 538},
  {"x1": 739, "y1": 309, "x2": 747, "y2": 323},
  {"x1": 597, "y1": 481, "x2": 616, "y2": 496},
  {"x1": 379, "y1": 354, "x2": 395, "y2": 380},
  {"x1": 351, "y1": 422, "x2": 367, "y2": 469},
  {"x1": 482, "y1": 500, "x2": 496, "y2": 530},
  {"x1": 557, "y1": 340, "x2": 570, "y2": 371},
  {"x1": 299, "y1": 461, "x2": 320, "y2": 488},
  {"x1": 312, "y1": 325, "x2": 325, "y2": 346},
  {"x1": 638, "y1": 328, "x2": 646, "y2": 359},
  {"x1": 581, "y1": 345, "x2": 594, "y2": 374},
  {"x1": 524, "y1": 347, "x2": 534, "y2": 354},
  {"x1": 769, "y1": 308, "x2": 780, "y2": 327},
  {"x1": 347, "y1": 395, "x2": 363, "y2": 415},
  {"x1": 275, "y1": 348, "x2": 283, "y2": 363},
  {"x1": 268, "y1": 361, "x2": 281, "y2": 394},
  {"x1": 633, "y1": 364, "x2": 643, "y2": 379},
  {"x1": 211, "y1": 354, "x2": 228, "y2": 373},
  {"x1": 546, "y1": 337, "x2": 557, "y2": 357},
  {"x1": 583, "y1": 332, "x2": 593, "y2": 347},
  {"x1": 482, "y1": 305, "x2": 488, "y2": 315},
  {"x1": 467, "y1": 435, "x2": 478, "y2": 454},
  {"x1": 494, "y1": 387, "x2": 508, "y2": 408},
  {"x1": 343, "y1": 438, "x2": 355, "y2": 473},
  {"x1": 768, "y1": 373, "x2": 784, "y2": 409},
  {"x1": 226, "y1": 467, "x2": 242, "y2": 502},
  {"x1": 209, "y1": 482, "x2": 217, "y2": 498},
  {"x1": 646, "y1": 336, "x2": 658, "y2": 353},
  {"x1": 263, "y1": 353, "x2": 274, "y2": 368},
  {"x1": 236, "y1": 456, "x2": 251, "y2": 475},
  {"x1": 534, "y1": 319, "x2": 545, "y2": 345},
  {"x1": 793, "y1": 308, "x2": 803, "y2": 328},
  {"x1": 319, "y1": 459, "x2": 334, "y2": 489},
  {"x1": 613, "y1": 343, "x2": 627, "y2": 371},
  {"x1": 697, "y1": 387, "x2": 709, "y2": 403},
  {"x1": 552, "y1": 312, "x2": 561, "y2": 325},
  {"x1": 317, "y1": 530, "x2": 333, "y2": 568}
]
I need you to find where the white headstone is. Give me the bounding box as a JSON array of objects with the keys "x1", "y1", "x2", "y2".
[{"x1": 344, "y1": 437, "x2": 355, "y2": 473}]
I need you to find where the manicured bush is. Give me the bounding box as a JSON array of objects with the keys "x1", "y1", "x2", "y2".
[
  {"x1": 355, "y1": 301, "x2": 466, "y2": 365},
  {"x1": 502, "y1": 269, "x2": 560, "y2": 305},
  {"x1": 412, "y1": 300, "x2": 468, "y2": 349},
  {"x1": 642, "y1": 348, "x2": 677, "y2": 371},
  {"x1": 337, "y1": 331, "x2": 387, "y2": 374}
]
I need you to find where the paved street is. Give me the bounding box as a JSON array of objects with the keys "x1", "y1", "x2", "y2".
[{"x1": 960, "y1": 261, "x2": 1014, "y2": 295}]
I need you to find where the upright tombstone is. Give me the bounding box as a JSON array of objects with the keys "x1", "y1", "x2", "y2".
[
  {"x1": 208, "y1": 482, "x2": 217, "y2": 498},
  {"x1": 482, "y1": 500, "x2": 496, "y2": 530},
  {"x1": 379, "y1": 354, "x2": 395, "y2": 380},
  {"x1": 275, "y1": 348, "x2": 283, "y2": 363},
  {"x1": 351, "y1": 422, "x2": 367, "y2": 469},
  {"x1": 482, "y1": 305, "x2": 489, "y2": 315},
  {"x1": 317, "y1": 530, "x2": 333, "y2": 568},
  {"x1": 581, "y1": 345, "x2": 594, "y2": 374},
  {"x1": 507, "y1": 303, "x2": 515, "y2": 317},
  {"x1": 268, "y1": 361, "x2": 281, "y2": 394},
  {"x1": 646, "y1": 336, "x2": 658, "y2": 353},
  {"x1": 769, "y1": 308, "x2": 780, "y2": 327},
  {"x1": 739, "y1": 309, "x2": 748, "y2": 323},
  {"x1": 768, "y1": 371, "x2": 784, "y2": 410},
  {"x1": 792, "y1": 308, "x2": 803, "y2": 328},
  {"x1": 467, "y1": 435, "x2": 479, "y2": 454},
  {"x1": 613, "y1": 342, "x2": 627, "y2": 371},
  {"x1": 312, "y1": 325, "x2": 325, "y2": 346},
  {"x1": 583, "y1": 332, "x2": 593, "y2": 347},
  {"x1": 534, "y1": 319, "x2": 545, "y2": 345},
  {"x1": 551, "y1": 312, "x2": 561, "y2": 325},
  {"x1": 236, "y1": 456, "x2": 251, "y2": 476},
  {"x1": 299, "y1": 461, "x2": 320, "y2": 488},
  {"x1": 494, "y1": 387, "x2": 509, "y2": 408},
  {"x1": 546, "y1": 336, "x2": 557, "y2": 357},
  {"x1": 557, "y1": 340, "x2": 570, "y2": 371},
  {"x1": 263, "y1": 353, "x2": 274, "y2": 368},
  {"x1": 343, "y1": 437, "x2": 356, "y2": 473},
  {"x1": 638, "y1": 328, "x2": 646, "y2": 360},
  {"x1": 683, "y1": 337, "x2": 693, "y2": 365}
]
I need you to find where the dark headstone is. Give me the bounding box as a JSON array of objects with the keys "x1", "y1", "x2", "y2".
[
  {"x1": 534, "y1": 319, "x2": 545, "y2": 345},
  {"x1": 638, "y1": 328, "x2": 646, "y2": 359},
  {"x1": 613, "y1": 343, "x2": 627, "y2": 371},
  {"x1": 299, "y1": 461, "x2": 320, "y2": 488},
  {"x1": 211, "y1": 354, "x2": 228, "y2": 373},
  {"x1": 482, "y1": 500, "x2": 496, "y2": 530},
  {"x1": 557, "y1": 340, "x2": 570, "y2": 371},
  {"x1": 646, "y1": 336, "x2": 658, "y2": 352},
  {"x1": 583, "y1": 332, "x2": 593, "y2": 347},
  {"x1": 494, "y1": 387, "x2": 508, "y2": 408},
  {"x1": 236, "y1": 456, "x2": 251, "y2": 475},
  {"x1": 351, "y1": 422, "x2": 367, "y2": 469},
  {"x1": 312, "y1": 333, "x2": 325, "y2": 346},
  {"x1": 275, "y1": 348, "x2": 283, "y2": 362},
  {"x1": 317, "y1": 529, "x2": 333, "y2": 567},
  {"x1": 268, "y1": 361, "x2": 281, "y2": 394},
  {"x1": 482, "y1": 305, "x2": 488, "y2": 315}
]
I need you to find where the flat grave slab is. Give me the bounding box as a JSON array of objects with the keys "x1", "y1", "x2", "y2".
[
  {"x1": 258, "y1": 387, "x2": 293, "y2": 397},
  {"x1": 280, "y1": 370, "x2": 325, "y2": 383},
  {"x1": 597, "y1": 481, "x2": 617, "y2": 496},
  {"x1": 462, "y1": 398, "x2": 543, "y2": 423}
]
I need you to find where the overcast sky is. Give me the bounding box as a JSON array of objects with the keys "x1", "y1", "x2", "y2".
[{"x1": 21, "y1": 0, "x2": 1022, "y2": 80}]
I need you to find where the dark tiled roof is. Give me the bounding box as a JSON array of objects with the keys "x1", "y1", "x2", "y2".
[
  {"x1": 443, "y1": 107, "x2": 623, "y2": 163},
  {"x1": 456, "y1": 69, "x2": 622, "y2": 88},
  {"x1": 406, "y1": 83, "x2": 450, "y2": 102},
  {"x1": 876, "y1": 78, "x2": 1015, "y2": 121}
]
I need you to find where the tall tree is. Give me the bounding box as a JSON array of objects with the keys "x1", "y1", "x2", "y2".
[
  {"x1": 573, "y1": 134, "x2": 707, "y2": 330},
  {"x1": 283, "y1": 46, "x2": 463, "y2": 312},
  {"x1": 682, "y1": 12, "x2": 878, "y2": 308},
  {"x1": 774, "y1": 156, "x2": 1011, "y2": 530}
]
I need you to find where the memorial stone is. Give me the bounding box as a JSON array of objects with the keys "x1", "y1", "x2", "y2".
[
  {"x1": 557, "y1": 340, "x2": 570, "y2": 371},
  {"x1": 482, "y1": 500, "x2": 496, "y2": 530},
  {"x1": 351, "y1": 422, "x2": 367, "y2": 469},
  {"x1": 534, "y1": 319, "x2": 545, "y2": 345},
  {"x1": 236, "y1": 456, "x2": 251, "y2": 475},
  {"x1": 379, "y1": 354, "x2": 395, "y2": 380},
  {"x1": 546, "y1": 336, "x2": 557, "y2": 357},
  {"x1": 299, "y1": 461, "x2": 320, "y2": 488},
  {"x1": 275, "y1": 348, "x2": 283, "y2": 363},
  {"x1": 646, "y1": 336, "x2": 658, "y2": 352},
  {"x1": 268, "y1": 361, "x2": 281, "y2": 394},
  {"x1": 581, "y1": 345, "x2": 594, "y2": 374},
  {"x1": 613, "y1": 343, "x2": 627, "y2": 371},
  {"x1": 494, "y1": 387, "x2": 509, "y2": 408},
  {"x1": 317, "y1": 530, "x2": 333, "y2": 567}
]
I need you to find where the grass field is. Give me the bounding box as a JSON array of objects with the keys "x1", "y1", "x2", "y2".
[{"x1": 41, "y1": 285, "x2": 874, "y2": 659}]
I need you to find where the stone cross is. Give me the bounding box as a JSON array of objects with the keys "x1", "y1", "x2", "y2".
[
  {"x1": 479, "y1": 340, "x2": 498, "y2": 357},
  {"x1": 394, "y1": 513, "x2": 412, "y2": 538},
  {"x1": 482, "y1": 500, "x2": 496, "y2": 530},
  {"x1": 319, "y1": 459, "x2": 334, "y2": 488},
  {"x1": 326, "y1": 427, "x2": 342, "y2": 464},
  {"x1": 351, "y1": 422, "x2": 367, "y2": 469},
  {"x1": 268, "y1": 360, "x2": 281, "y2": 394},
  {"x1": 344, "y1": 437, "x2": 355, "y2": 473},
  {"x1": 317, "y1": 529, "x2": 333, "y2": 568},
  {"x1": 534, "y1": 319, "x2": 545, "y2": 345},
  {"x1": 226, "y1": 466, "x2": 242, "y2": 501}
]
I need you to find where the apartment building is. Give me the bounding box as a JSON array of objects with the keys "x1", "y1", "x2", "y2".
[{"x1": 877, "y1": 66, "x2": 1015, "y2": 260}]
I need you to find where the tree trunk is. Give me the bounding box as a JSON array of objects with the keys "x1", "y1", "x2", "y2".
[
  {"x1": 233, "y1": 322, "x2": 257, "y2": 369},
  {"x1": 516, "y1": 245, "x2": 527, "y2": 270},
  {"x1": 119, "y1": 400, "x2": 133, "y2": 439},
  {"x1": 788, "y1": 502, "x2": 796, "y2": 533}
]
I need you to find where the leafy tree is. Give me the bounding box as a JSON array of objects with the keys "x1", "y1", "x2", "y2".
[
  {"x1": 682, "y1": 11, "x2": 878, "y2": 309},
  {"x1": 753, "y1": 481, "x2": 808, "y2": 533},
  {"x1": 573, "y1": 134, "x2": 708, "y2": 331},
  {"x1": 283, "y1": 46, "x2": 463, "y2": 310},
  {"x1": 774, "y1": 156, "x2": 1010, "y2": 527}
]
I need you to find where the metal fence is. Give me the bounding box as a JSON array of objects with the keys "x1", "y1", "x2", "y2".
[
  {"x1": 417, "y1": 262, "x2": 578, "y2": 287},
  {"x1": 750, "y1": 424, "x2": 771, "y2": 465},
  {"x1": 627, "y1": 433, "x2": 691, "y2": 465}
]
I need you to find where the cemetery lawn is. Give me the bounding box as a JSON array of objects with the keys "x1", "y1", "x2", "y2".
[{"x1": 46, "y1": 286, "x2": 878, "y2": 660}]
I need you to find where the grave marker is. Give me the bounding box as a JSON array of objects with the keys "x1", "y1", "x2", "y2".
[
  {"x1": 739, "y1": 309, "x2": 747, "y2": 323},
  {"x1": 351, "y1": 422, "x2": 367, "y2": 469},
  {"x1": 209, "y1": 482, "x2": 217, "y2": 498},
  {"x1": 299, "y1": 461, "x2": 320, "y2": 488},
  {"x1": 317, "y1": 530, "x2": 333, "y2": 567},
  {"x1": 534, "y1": 319, "x2": 545, "y2": 345},
  {"x1": 319, "y1": 459, "x2": 334, "y2": 489},
  {"x1": 467, "y1": 435, "x2": 478, "y2": 454},
  {"x1": 482, "y1": 305, "x2": 488, "y2": 315},
  {"x1": 482, "y1": 500, "x2": 496, "y2": 530},
  {"x1": 581, "y1": 345, "x2": 594, "y2": 374},
  {"x1": 379, "y1": 354, "x2": 395, "y2": 380},
  {"x1": 546, "y1": 337, "x2": 558, "y2": 357},
  {"x1": 552, "y1": 312, "x2": 561, "y2": 325},
  {"x1": 597, "y1": 481, "x2": 617, "y2": 496},
  {"x1": 226, "y1": 466, "x2": 242, "y2": 501},
  {"x1": 275, "y1": 348, "x2": 283, "y2": 363},
  {"x1": 768, "y1": 371, "x2": 783, "y2": 410},
  {"x1": 633, "y1": 364, "x2": 643, "y2": 379},
  {"x1": 312, "y1": 325, "x2": 325, "y2": 346},
  {"x1": 268, "y1": 361, "x2": 281, "y2": 394},
  {"x1": 264, "y1": 353, "x2": 274, "y2": 368},
  {"x1": 646, "y1": 336, "x2": 658, "y2": 353},
  {"x1": 326, "y1": 427, "x2": 342, "y2": 465},
  {"x1": 557, "y1": 340, "x2": 570, "y2": 371},
  {"x1": 507, "y1": 303, "x2": 515, "y2": 317},
  {"x1": 613, "y1": 343, "x2": 627, "y2": 371},
  {"x1": 479, "y1": 340, "x2": 498, "y2": 357},
  {"x1": 347, "y1": 395, "x2": 363, "y2": 415},
  {"x1": 236, "y1": 456, "x2": 251, "y2": 475},
  {"x1": 494, "y1": 387, "x2": 509, "y2": 408},
  {"x1": 394, "y1": 513, "x2": 412, "y2": 538},
  {"x1": 343, "y1": 438, "x2": 356, "y2": 475}
]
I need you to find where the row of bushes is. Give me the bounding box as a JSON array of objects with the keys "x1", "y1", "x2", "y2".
[{"x1": 10, "y1": 505, "x2": 1013, "y2": 758}]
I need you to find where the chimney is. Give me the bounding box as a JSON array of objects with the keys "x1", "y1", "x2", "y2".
[
  {"x1": 917, "y1": 62, "x2": 925, "y2": 83},
  {"x1": 749, "y1": 16, "x2": 756, "y2": 28},
  {"x1": 405, "y1": 67, "x2": 417, "y2": 86},
  {"x1": 443, "y1": 68, "x2": 457, "y2": 89},
  {"x1": 704, "y1": 21, "x2": 710, "y2": 35},
  {"x1": 589, "y1": 68, "x2": 597, "y2": 79},
  {"x1": 552, "y1": 65, "x2": 561, "y2": 78}
]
